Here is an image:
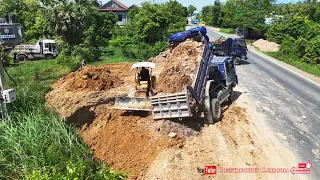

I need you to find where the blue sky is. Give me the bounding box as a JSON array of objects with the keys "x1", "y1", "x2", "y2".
[{"x1": 101, "y1": 0, "x2": 302, "y2": 10}]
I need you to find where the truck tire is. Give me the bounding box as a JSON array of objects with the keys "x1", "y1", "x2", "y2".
[
  {"x1": 228, "y1": 87, "x2": 233, "y2": 104},
  {"x1": 16, "y1": 55, "x2": 27, "y2": 62},
  {"x1": 236, "y1": 57, "x2": 241, "y2": 65},
  {"x1": 211, "y1": 98, "x2": 221, "y2": 122}
]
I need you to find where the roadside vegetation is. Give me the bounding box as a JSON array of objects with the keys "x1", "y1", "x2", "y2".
[
  {"x1": 0, "y1": 0, "x2": 188, "y2": 178},
  {"x1": 219, "y1": 28, "x2": 235, "y2": 34},
  {"x1": 201, "y1": 0, "x2": 320, "y2": 77}
]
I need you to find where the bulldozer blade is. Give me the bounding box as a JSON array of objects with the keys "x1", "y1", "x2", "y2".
[{"x1": 114, "y1": 97, "x2": 152, "y2": 111}]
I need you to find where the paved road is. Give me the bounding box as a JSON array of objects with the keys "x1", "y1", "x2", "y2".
[{"x1": 205, "y1": 28, "x2": 320, "y2": 179}]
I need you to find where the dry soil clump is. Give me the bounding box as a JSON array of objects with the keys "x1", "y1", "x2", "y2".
[
  {"x1": 53, "y1": 66, "x2": 123, "y2": 91},
  {"x1": 156, "y1": 40, "x2": 203, "y2": 93}
]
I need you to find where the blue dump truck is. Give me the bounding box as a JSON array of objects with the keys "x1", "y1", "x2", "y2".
[
  {"x1": 150, "y1": 38, "x2": 238, "y2": 123},
  {"x1": 211, "y1": 36, "x2": 248, "y2": 65}
]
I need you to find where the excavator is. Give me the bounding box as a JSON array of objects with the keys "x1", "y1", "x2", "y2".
[{"x1": 113, "y1": 62, "x2": 156, "y2": 111}]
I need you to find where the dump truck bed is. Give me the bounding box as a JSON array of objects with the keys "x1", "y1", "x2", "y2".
[{"x1": 150, "y1": 39, "x2": 212, "y2": 119}]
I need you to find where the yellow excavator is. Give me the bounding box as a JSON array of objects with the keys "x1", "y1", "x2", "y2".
[{"x1": 114, "y1": 62, "x2": 156, "y2": 111}]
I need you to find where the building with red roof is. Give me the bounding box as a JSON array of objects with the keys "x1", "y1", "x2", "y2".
[{"x1": 99, "y1": 0, "x2": 131, "y2": 25}]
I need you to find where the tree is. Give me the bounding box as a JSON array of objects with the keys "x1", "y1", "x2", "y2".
[
  {"x1": 187, "y1": 5, "x2": 196, "y2": 16},
  {"x1": 212, "y1": 0, "x2": 223, "y2": 26}
]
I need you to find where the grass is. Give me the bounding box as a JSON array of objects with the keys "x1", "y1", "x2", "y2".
[
  {"x1": 263, "y1": 51, "x2": 320, "y2": 77},
  {"x1": 0, "y1": 55, "x2": 128, "y2": 179},
  {"x1": 90, "y1": 47, "x2": 140, "y2": 66},
  {"x1": 219, "y1": 28, "x2": 235, "y2": 34}
]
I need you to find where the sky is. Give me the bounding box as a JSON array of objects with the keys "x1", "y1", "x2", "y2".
[{"x1": 101, "y1": 0, "x2": 303, "y2": 10}]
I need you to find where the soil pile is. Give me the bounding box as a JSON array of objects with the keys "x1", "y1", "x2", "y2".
[
  {"x1": 53, "y1": 66, "x2": 123, "y2": 91},
  {"x1": 79, "y1": 106, "x2": 184, "y2": 179},
  {"x1": 252, "y1": 39, "x2": 279, "y2": 52},
  {"x1": 156, "y1": 40, "x2": 204, "y2": 93}
]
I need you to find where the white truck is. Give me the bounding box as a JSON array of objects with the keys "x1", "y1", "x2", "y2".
[{"x1": 12, "y1": 39, "x2": 58, "y2": 62}]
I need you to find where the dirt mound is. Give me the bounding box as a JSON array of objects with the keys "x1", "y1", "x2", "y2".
[
  {"x1": 156, "y1": 40, "x2": 203, "y2": 93},
  {"x1": 53, "y1": 66, "x2": 122, "y2": 91},
  {"x1": 252, "y1": 39, "x2": 279, "y2": 52},
  {"x1": 79, "y1": 106, "x2": 184, "y2": 179}
]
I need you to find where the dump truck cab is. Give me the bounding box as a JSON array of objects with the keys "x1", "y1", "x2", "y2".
[{"x1": 211, "y1": 37, "x2": 248, "y2": 65}]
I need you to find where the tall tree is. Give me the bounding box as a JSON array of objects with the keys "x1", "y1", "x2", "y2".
[{"x1": 187, "y1": 5, "x2": 196, "y2": 16}]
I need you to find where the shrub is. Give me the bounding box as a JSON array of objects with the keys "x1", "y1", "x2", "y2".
[
  {"x1": 279, "y1": 35, "x2": 296, "y2": 55},
  {"x1": 295, "y1": 38, "x2": 308, "y2": 58},
  {"x1": 56, "y1": 49, "x2": 81, "y2": 71},
  {"x1": 303, "y1": 36, "x2": 320, "y2": 64},
  {"x1": 266, "y1": 22, "x2": 288, "y2": 44}
]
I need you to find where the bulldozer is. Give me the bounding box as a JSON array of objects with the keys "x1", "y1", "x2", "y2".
[{"x1": 114, "y1": 62, "x2": 156, "y2": 111}]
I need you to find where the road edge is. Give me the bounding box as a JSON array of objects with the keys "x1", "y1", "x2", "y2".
[{"x1": 206, "y1": 26, "x2": 320, "y2": 86}]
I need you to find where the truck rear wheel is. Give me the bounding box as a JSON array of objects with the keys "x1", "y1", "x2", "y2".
[
  {"x1": 16, "y1": 55, "x2": 27, "y2": 62},
  {"x1": 236, "y1": 57, "x2": 241, "y2": 65},
  {"x1": 211, "y1": 98, "x2": 221, "y2": 122}
]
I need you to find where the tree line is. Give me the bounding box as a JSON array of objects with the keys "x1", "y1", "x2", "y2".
[
  {"x1": 0, "y1": 0, "x2": 188, "y2": 69},
  {"x1": 201, "y1": 0, "x2": 320, "y2": 66}
]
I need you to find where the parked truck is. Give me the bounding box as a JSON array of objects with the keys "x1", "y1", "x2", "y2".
[
  {"x1": 12, "y1": 39, "x2": 58, "y2": 62},
  {"x1": 211, "y1": 36, "x2": 248, "y2": 65},
  {"x1": 150, "y1": 38, "x2": 238, "y2": 123},
  {"x1": 191, "y1": 18, "x2": 199, "y2": 24}
]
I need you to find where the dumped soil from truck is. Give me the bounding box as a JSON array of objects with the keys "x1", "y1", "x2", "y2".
[
  {"x1": 53, "y1": 66, "x2": 123, "y2": 91},
  {"x1": 156, "y1": 40, "x2": 203, "y2": 93},
  {"x1": 45, "y1": 40, "x2": 300, "y2": 180},
  {"x1": 252, "y1": 39, "x2": 279, "y2": 52},
  {"x1": 79, "y1": 106, "x2": 184, "y2": 179}
]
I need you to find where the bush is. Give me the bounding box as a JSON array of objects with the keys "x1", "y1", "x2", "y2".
[
  {"x1": 279, "y1": 35, "x2": 296, "y2": 55},
  {"x1": 303, "y1": 36, "x2": 320, "y2": 64},
  {"x1": 295, "y1": 38, "x2": 308, "y2": 58},
  {"x1": 266, "y1": 22, "x2": 288, "y2": 44},
  {"x1": 56, "y1": 49, "x2": 81, "y2": 71}
]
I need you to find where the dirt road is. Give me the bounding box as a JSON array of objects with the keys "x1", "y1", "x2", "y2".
[{"x1": 144, "y1": 86, "x2": 307, "y2": 180}]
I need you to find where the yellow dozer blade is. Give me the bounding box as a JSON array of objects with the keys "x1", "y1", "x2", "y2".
[{"x1": 114, "y1": 97, "x2": 152, "y2": 111}]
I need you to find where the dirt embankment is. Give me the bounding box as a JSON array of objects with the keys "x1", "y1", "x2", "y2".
[
  {"x1": 45, "y1": 40, "x2": 204, "y2": 179},
  {"x1": 45, "y1": 40, "x2": 300, "y2": 180},
  {"x1": 52, "y1": 66, "x2": 123, "y2": 92}
]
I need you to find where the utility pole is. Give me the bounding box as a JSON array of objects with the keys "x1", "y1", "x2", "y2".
[
  {"x1": 0, "y1": 45, "x2": 8, "y2": 119},
  {"x1": 0, "y1": 14, "x2": 23, "y2": 119}
]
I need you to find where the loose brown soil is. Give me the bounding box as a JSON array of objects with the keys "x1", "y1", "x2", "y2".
[
  {"x1": 53, "y1": 66, "x2": 123, "y2": 91},
  {"x1": 156, "y1": 40, "x2": 203, "y2": 93},
  {"x1": 45, "y1": 40, "x2": 301, "y2": 180}
]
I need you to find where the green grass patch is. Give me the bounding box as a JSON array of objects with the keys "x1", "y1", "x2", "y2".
[
  {"x1": 263, "y1": 51, "x2": 320, "y2": 77},
  {"x1": 0, "y1": 58, "x2": 127, "y2": 179},
  {"x1": 219, "y1": 28, "x2": 235, "y2": 34},
  {"x1": 90, "y1": 47, "x2": 140, "y2": 66}
]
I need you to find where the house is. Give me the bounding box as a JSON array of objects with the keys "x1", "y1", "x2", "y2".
[{"x1": 99, "y1": 0, "x2": 130, "y2": 26}]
